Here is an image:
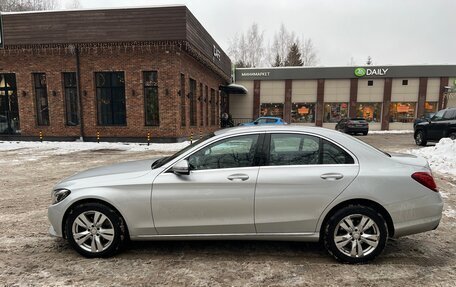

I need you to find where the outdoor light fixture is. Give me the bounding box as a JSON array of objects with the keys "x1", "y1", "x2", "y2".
[
  {"x1": 131, "y1": 89, "x2": 136, "y2": 97},
  {"x1": 21, "y1": 90, "x2": 27, "y2": 97},
  {"x1": 83, "y1": 90, "x2": 87, "y2": 97},
  {"x1": 52, "y1": 91, "x2": 57, "y2": 97},
  {"x1": 186, "y1": 93, "x2": 190, "y2": 99}
]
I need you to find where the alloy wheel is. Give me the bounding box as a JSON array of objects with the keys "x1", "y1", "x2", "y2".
[
  {"x1": 72, "y1": 210, "x2": 115, "y2": 253},
  {"x1": 333, "y1": 214, "x2": 380, "y2": 258}
]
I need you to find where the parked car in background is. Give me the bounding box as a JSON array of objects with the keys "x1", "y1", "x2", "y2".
[
  {"x1": 240, "y1": 116, "x2": 287, "y2": 126},
  {"x1": 335, "y1": 118, "x2": 369, "y2": 135},
  {"x1": 414, "y1": 112, "x2": 436, "y2": 128},
  {"x1": 414, "y1": 108, "x2": 456, "y2": 146},
  {"x1": 48, "y1": 125, "x2": 443, "y2": 263}
]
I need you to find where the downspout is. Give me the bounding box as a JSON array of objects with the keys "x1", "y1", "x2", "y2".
[{"x1": 75, "y1": 45, "x2": 85, "y2": 140}]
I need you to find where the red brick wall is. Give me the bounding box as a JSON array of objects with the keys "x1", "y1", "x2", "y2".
[{"x1": 0, "y1": 44, "x2": 226, "y2": 140}]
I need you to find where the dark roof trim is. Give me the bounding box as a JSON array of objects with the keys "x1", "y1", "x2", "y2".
[{"x1": 220, "y1": 84, "x2": 248, "y2": 94}]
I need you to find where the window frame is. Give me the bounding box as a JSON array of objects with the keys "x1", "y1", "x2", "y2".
[
  {"x1": 95, "y1": 71, "x2": 126, "y2": 126},
  {"x1": 262, "y1": 132, "x2": 357, "y2": 167},
  {"x1": 62, "y1": 72, "x2": 79, "y2": 126},
  {"x1": 33, "y1": 73, "x2": 50, "y2": 126},
  {"x1": 143, "y1": 71, "x2": 159, "y2": 126}
]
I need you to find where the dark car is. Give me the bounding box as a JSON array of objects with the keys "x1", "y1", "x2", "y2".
[
  {"x1": 414, "y1": 108, "x2": 456, "y2": 146},
  {"x1": 414, "y1": 112, "x2": 436, "y2": 128},
  {"x1": 335, "y1": 118, "x2": 369, "y2": 135}
]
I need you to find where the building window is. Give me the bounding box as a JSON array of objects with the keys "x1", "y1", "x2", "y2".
[
  {"x1": 205, "y1": 85, "x2": 209, "y2": 126},
  {"x1": 356, "y1": 103, "x2": 381, "y2": 123},
  {"x1": 291, "y1": 103, "x2": 315, "y2": 123},
  {"x1": 96, "y1": 72, "x2": 126, "y2": 126},
  {"x1": 180, "y1": 74, "x2": 186, "y2": 127},
  {"x1": 324, "y1": 103, "x2": 348, "y2": 123},
  {"x1": 33, "y1": 73, "x2": 50, "y2": 126},
  {"x1": 63, "y1": 73, "x2": 79, "y2": 126},
  {"x1": 367, "y1": 80, "x2": 374, "y2": 86},
  {"x1": 189, "y1": 78, "x2": 197, "y2": 126},
  {"x1": 144, "y1": 71, "x2": 159, "y2": 126},
  {"x1": 210, "y1": 88, "x2": 216, "y2": 125},
  {"x1": 424, "y1": 102, "x2": 438, "y2": 113},
  {"x1": 199, "y1": 83, "x2": 204, "y2": 126},
  {"x1": 260, "y1": 103, "x2": 284, "y2": 118},
  {"x1": 402, "y1": 79, "x2": 408, "y2": 86},
  {"x1": 389, "y1": 102, "x2": 416, "y2": 123}
]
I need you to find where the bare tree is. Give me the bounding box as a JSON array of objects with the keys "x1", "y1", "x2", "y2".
[
  {"x1": 63, "y1": 0, "x2": 81, "y2": 9},
  {"x1": 0, "y1": 0, "x2": 76, "y2": 11},
  {"x1": 347, "y1": 57, "x2": 356, "y2": 66},
  {"x1": 269, "y1": 23, "x2": 296, "y2": 67},
  {"x1": 227, "y1": 23, "x2": 265, "y2": 68},
  {"x1": 300, "y1": 38, "x2": 318, "y2": 66}
]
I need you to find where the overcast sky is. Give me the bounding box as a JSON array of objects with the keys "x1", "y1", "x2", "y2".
[{"x1": 77, "y1": 0, "x2": 456, "y2": 67}]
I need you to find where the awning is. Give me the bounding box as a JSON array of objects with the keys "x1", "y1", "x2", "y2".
[{"x1": 219, "y1": 84, "x2": 248, "y2": 95}]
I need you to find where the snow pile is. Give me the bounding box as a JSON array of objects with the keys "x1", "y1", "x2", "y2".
[
  {"x1": 0, "y1": 140, "x2": 190, "y2": 155},
  {"x1": 409, "y1": 138, "x2": 456, "y2": 176},
  {"x1": 369, "y1": 130, "x2": 414, "y2": 134}
]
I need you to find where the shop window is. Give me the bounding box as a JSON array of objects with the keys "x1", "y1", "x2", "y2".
[
  {"x1": 33, "y1": 73, "x2": 50, "y2": 126},
  {"x1": 402, "y1": 80, "x2": 408, "y2": 86},
  {"x1": 323, "y1": 103, "x2": 348, "y2": 123},
  {"x1": 63, "y1": 72, "x2": 79, "y2": 126},
  {"x1": 189, "y1": 78, "x2": 197, "y2": 126},
  {"x1": 367, "y1": 80, "x2": 374, "y2": 86},
  {"x1": 144, "y1": 71, "x2": 159, "y2": 126},
  {"x1": 389, "y1": 102, "x2": 416, "y2": 123},
  {"x1": 96, "y1": 72, "x2": 126, "y2": 126},
  {"x1": 180, "y1": 74, "x2": 186, "y2": 127},
  {"x1": 291, "y1": 103, "x2": 315, "y2": 123},
  {"x1": 424, "y1": 102, "x2": 438, "y2": 113},
  {"x1": 355, "y1": 103, "x2": 381, "y2": 123},
  {"x1": 260, "y1": 103, "x2": 284, "y2": 118},
  {"x1": 210, "y1": 88, "x2": 216, "y2": 125}
]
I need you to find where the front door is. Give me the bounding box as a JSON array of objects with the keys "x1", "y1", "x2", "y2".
[
  {"x1": 0, "y1": 74, "x2": 19, "y2": 134},
  {"x1": 255, "y1": 133, "x2": 359, "y2": 233},
  {"x1": 152, "y1": 134, "x2": 262, "y2": 235}
]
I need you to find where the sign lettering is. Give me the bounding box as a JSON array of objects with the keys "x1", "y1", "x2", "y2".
[{"x1": 354, "y1": 67, "x2": 389, "y2": 77}]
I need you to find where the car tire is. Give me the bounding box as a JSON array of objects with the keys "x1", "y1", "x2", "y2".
[
  {"x1": 323, "y1": 205, "x2": 388, "y2": 264},
  {"x1": 65, "y1": 202, "x2": 126, "y2": 258},
  {"x1": 449, "y1": 132, "x2": 456, "y2": 140},
  {"x1": 414, "y1": 130, "x2": 427, "y2": 146},
  {"x1": 362, "y1": 131, "x2": 368, "y2": 136}
]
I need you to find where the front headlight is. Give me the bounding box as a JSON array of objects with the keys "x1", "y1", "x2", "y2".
[{"x1": 51, "y1": 189, "x2": 71, "y2": 205}]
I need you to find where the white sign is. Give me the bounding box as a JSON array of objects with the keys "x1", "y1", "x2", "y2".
[
  {"x1": 213, "y1": 45, "x2": 221, "y2": 61},
  {"x1": 241, "y1": 72, "x2": 271, "y2": 77},
  {"x1": 366, "y1": 68, "x2": 388, "y2": 76}
]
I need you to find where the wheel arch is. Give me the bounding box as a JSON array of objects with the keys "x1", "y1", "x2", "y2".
[
  {"x1": 61, "y1": 198, "x2": 130, "y2": 240},
  {"x1": 318, "y1": 198, "x2": 395, "y2": 241}
]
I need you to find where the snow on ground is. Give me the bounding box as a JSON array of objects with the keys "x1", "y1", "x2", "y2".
[
  {"x1": 408, "y1": 138, "x2": 456, "y2": 177},
  {"x1": 369, "y1": 130, "x2": 414, "y2": 134},
  {"x1": 0, "y1": 140, "x2": 190, "y2": 155}
]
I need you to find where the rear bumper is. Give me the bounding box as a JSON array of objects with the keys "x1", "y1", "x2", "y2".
[
  {"x1": 346, "y1": 127, "x2": 368, "y2": 132},
  {"x1": 386, "y1": 193, "x2": 443, "y2": 238}
]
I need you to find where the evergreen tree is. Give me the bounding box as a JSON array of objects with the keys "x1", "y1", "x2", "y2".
[
  {"x1": 272, "y1": 53, "x2": 282, "y2": 67},
  {"x1": 284, "y1": 43, "x2": 303, "y2": 66}
]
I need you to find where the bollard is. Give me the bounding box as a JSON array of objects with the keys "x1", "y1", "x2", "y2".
[
  {"x1": 96, "y1": 131, "x2": 100, "y2": 143},
  {"x1": 190, "y1": 132, "x2": 193, "y2": 144},
  {"x1": 199, "y1": 129, "x2": 202, "y2": 140},
  {"x1": 39, "y1": 131, "x2": 43, "y2": 143},
  {"x1": 147, "y1": 132, "x2": 151, "y2": 146}
]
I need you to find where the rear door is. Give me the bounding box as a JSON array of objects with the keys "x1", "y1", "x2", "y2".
[
  {"x1": 427, "y1": 110, "x2": 446, "y2": 139},
  {"x1": 255, "y1": 133, "x2": 359, "y2": 233}
]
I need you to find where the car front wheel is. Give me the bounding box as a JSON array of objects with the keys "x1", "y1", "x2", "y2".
[
  {"x1": 323, "y1": 205, "x2": 388, "y2": 264},
  {"x1": 415, "y1": 130, "x2": 427, "y2": 146},
  {"x1": 65, "y1": 202, "x2": 126, "y2": 257}
]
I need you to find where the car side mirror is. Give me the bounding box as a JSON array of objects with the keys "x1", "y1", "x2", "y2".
[{"x1": 172, "y1": 160, "x2": 190, "y2": 175}]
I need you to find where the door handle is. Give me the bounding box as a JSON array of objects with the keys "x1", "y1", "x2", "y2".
[
  {"x1": 227, "y1": 174, "x2": 249, "y2": 181},
  {"x1": 320, "y1": 173, "x2": 344, "y2": 180}
]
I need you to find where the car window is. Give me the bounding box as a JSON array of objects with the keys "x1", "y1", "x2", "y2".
[
  {"x1": 188, "y1": 134, "x2": 259, "y2": 170},
  {"x1": 432, "y1": 110, "x2": 445, "y2": 121},
  {"x1": 443, "y1": 110, "x2": 456, "y2": 120},
  {"x1": 269, "y1": 134, "x2": 320, "y2": 165},
  {"x1": 266, "y1": 118, "x2": 277, "y2": 123},
  {"x1": 257, "y1": 118, "x2": 267, "y2": 124},
  {"x1": 322, "y1": 139, "x2": 355, "y2": 164},
  {"x1": 268, "y1": 134, "x2": 355, "y2": 166}
]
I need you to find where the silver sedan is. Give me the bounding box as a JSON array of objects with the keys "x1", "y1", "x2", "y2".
[{"x1": 48, "y1": 126, "x2": 443, "y2": 263}]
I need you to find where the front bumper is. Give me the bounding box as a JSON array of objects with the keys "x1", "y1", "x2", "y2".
[{"x1": 48, "y1": 203, "x2": 66, "y2": 238}]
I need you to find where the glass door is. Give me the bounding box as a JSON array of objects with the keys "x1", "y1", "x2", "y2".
[{"x1": 0, "y1": 74, "x2": 20, "y2": 134}]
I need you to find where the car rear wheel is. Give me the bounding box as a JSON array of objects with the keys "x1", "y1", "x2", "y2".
[
  {"x1": 449, "y1": 132, "x2": 456, "y2": 140},
  {"x1": 65, "y1": 202, "x2": 126, "y2": 258},
  {"x1": 323, "y1": 205, "x2": 388, "y2": 264},
  {"x1": 362, "y1": 131, "x2": 368, "y2": 136},
  {"x1": 415, "y1": 130, "x2": 427, "y2": 146}
]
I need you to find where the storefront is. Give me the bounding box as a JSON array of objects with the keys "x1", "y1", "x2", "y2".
[
  {"x1": 231, "y1": 66, "x2": 456, "y2": 130},
  {"x1": 0, "y1": 6, "x2": 231, "y2": 141}
]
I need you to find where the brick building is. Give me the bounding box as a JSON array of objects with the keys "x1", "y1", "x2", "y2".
[{"x1": 0, "y1": 6, "x2": 231, "y2": 141}]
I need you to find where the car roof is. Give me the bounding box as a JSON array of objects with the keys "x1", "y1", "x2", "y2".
[
  {"x1": 257, "y1": 116, "x2": 281, "y2": 120},
  {"x1": 214, "y1": 125, "x2": 342, "y2": 137}
]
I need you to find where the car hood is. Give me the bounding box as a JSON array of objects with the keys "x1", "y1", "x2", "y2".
[
  {"x1": 389, "y1": 152, "x2": 429, "y2": 169},
  {"x1": 58, "y1": 158, "x2": 160, "y2": 184}
]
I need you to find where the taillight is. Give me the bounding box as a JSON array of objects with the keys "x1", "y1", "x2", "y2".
[{"x1": 411, "y1": 172, "x2": 438, "y2": 192}]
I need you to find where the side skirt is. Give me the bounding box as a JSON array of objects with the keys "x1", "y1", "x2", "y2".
[{"x1": 132, "y1": 232, "x2": 320, "y2": 242}]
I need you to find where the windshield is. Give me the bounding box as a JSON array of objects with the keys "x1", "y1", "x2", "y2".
[{"x1": 151, "y1": 133, "x2": 215, "y2": 169}]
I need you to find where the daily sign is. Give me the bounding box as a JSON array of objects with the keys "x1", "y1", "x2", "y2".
[{"x1": 354, "y1": 67, "x2": 389, "y2": 77}]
